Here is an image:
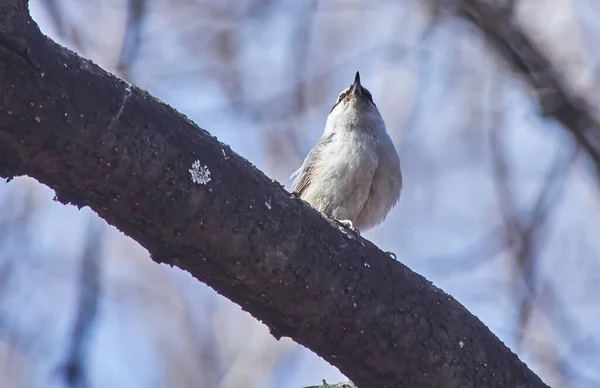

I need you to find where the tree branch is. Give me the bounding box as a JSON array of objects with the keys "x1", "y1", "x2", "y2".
[
  {"x1": 457, "y1": 0, "x2": 600, "y2": 181},
  {"x1": 116, "y1": 0, "x2": 147, "y2": 81},
  {"x1": 62, "y1": 218, "x2": 104, "y2": 388},
  {"x1": 0, "y1": 3, "x2": 549, "y2": 388}
]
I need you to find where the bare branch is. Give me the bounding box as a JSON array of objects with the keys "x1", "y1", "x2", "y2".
[
  {"x1": 62, "y1": 219, "x2": 105, "y2": 388},
  {"x1": 456, "y1": 0, "x2": 600, "y2": 182},
  {"x1": 511, "y1": 147, "x2": 576, "y2": 350},
  {"x1": 117, "y1": 0, "x2": 147, "y2": 81}
]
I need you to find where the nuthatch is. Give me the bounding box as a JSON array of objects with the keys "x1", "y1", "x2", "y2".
[{"x1": 291, "y1": 72, "x2": 402, "y2": 232}]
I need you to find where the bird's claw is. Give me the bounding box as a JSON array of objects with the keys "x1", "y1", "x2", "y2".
[{"x1": 338, "y1": 219, "x2": 360, "y2": 237}]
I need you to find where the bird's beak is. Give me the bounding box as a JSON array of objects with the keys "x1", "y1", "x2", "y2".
[{"x1": 351, "y1": 71, "x2": 362, "y2": 97}]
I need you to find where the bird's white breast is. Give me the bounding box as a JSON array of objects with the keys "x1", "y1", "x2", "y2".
[{"x1": 302, "y1": 127, "x2": 379, "y2": 224}]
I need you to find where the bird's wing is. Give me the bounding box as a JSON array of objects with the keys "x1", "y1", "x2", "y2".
[
  {"x1": 291, "y1": 132, "x2": 334, "y2": 197},
  {"x1": 355, "y1": 134, "x2": 402, "y2": 229}
]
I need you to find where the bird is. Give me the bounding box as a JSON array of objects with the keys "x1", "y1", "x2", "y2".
[{"x1": 291, "y1": 71, "x2": 402, "y2": 233}]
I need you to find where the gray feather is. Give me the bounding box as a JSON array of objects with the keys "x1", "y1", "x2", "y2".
[{"x1": 291, "y1": 133, "x2": 334, "y2": 196}]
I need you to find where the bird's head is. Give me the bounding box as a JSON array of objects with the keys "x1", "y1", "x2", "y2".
[{"x1": 326, "y1": 72, "x2": 384, "y2": 133}]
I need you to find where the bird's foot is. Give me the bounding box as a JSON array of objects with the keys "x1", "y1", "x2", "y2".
[{"x1": 338, "y1": 219, "x2": 360, "y2": 237}]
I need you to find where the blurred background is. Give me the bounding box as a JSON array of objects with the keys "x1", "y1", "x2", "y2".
[{"x1": 1, "y1": 0, "x2": 600, "y2": 387}]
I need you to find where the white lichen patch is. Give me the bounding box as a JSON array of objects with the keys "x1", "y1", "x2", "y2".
[
  {"x1": 459, "y1": 341, "x2": 464, "y2": 348},
  {"x1": 189, "y1": 160, "x2": 211, "y2": 185},
  {"x1": 265, "y1": 201, "x2": 271, "y2": 209}
]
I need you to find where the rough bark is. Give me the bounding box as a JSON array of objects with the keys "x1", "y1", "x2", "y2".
[{"x1": 0, "y1": 1, "x2": 549, "y2": 388}]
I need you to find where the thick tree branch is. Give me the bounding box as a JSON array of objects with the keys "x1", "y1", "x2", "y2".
[{"x1": 0, "y1": 3, "x2": 548, "y2": 388}]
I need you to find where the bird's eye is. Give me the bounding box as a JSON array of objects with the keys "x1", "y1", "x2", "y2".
[{"x1": 330, "y1": 93, "x2": 345, "y2": 113}]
